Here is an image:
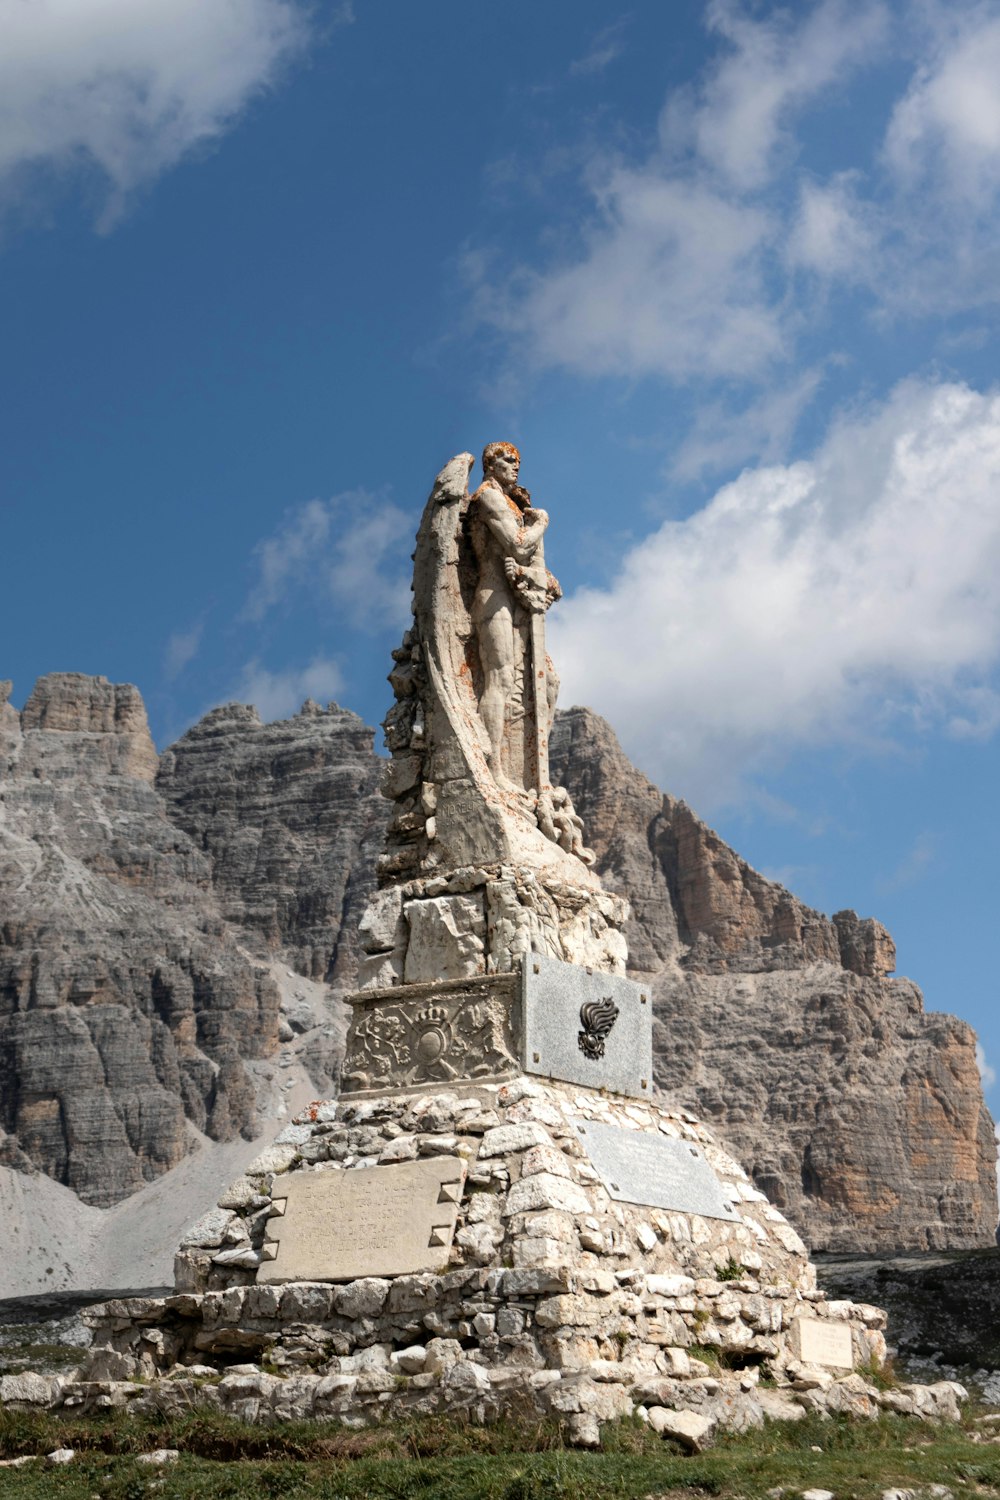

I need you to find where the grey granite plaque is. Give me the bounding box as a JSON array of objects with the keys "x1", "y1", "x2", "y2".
[
  {"x1": 257, "y1": 1158, "x2": 466, "y2": 1283},
  {"x1": 522, "y1": 954, "x2": 651, "y2": 1099},
  {"x1": 574, "y1": 1119, "x2": 741, "y2": 1221}
]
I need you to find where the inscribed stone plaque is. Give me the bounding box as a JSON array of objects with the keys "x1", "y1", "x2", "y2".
[
  {"x1": 522, "y1": 954, "x2": 651, "y2": 1099},
  {"x1": 790, "y1": 1317, "x2": 854, "y2": 1370},
  {"x1": 574, "y1": 1119, "x2": 741, "y2": 1222},
  {"x1": 257, "y1": 1158, "x2": 466, "y2": 1284}
]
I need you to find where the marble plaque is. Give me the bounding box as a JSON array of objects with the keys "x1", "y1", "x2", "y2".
[
  {"x1": 522, "y1": 954, "x2": 651, "y2": 1098},
  {"x1": 257, "y1": 1158, "x2": 466, "y2": 1283},
  {"x1": 573, "y1": 1119, "x2": 741, "y2": 1222},
  {"x1": 790, "y1": 1316, "x2": 854, "y2": 1369}
]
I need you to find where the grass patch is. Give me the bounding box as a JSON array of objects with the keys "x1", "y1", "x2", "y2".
[{"x1": 0, "y1": 1407, "x2": 997, "y2": 1499}]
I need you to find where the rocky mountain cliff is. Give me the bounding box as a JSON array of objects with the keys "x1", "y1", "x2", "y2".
[
  {"x1": 0, "y1": 677, "x2": 278, "y2": 1208},
  {"x1": 0, "y1": 673, "x2": 994, "y2": 1253},
  {"x1": 550, "y1": 708, "x2": 997, "y2": 1252},
  {"x1": 156, "y1": 699, "x2": 383, "y2": 989}
]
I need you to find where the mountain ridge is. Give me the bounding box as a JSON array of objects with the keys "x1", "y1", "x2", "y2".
[{"x1": 0, "y1": 672, "x2": 993, "y2": 1268}]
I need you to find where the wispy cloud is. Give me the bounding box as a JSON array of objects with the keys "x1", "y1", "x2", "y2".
[
  {"x1": 569, "y1": 19, "x2": 629, "y2": 78},
  {"x1": 243, "y1": 489, "x2": 411, "y2": 632},
  {"x1": 878, "y1": 833, "x2": 935, "y2": 895},
  {"x1": 551, "y1": 378, "x2": 1000, "y2": 808},
  {"x1": 0, "y1": 0, "x2": 309, "y2": 227},
  {"x1": 666, "y1": 0, "x2": 888, "y2": 190},
  {"x1": 466, "y1": 166, "x2": 783, "y2": 387},
  {"x1": 669, "y1": 368, "x2": 825, "y2": 482},
  {"x1": 977, "y1": 1043, "x2": 996, "y2": 1092},
  {"x1": 235, "y1": 656, "x2": 344, "y2": 723},
  {"x1": 465, "y1": 1, "x2": 1000, "y2": 472},
  {"x1": 163, "y1": 621, "x2": 204, "y2": 682},
  {"x1": 243, "y1": 498, "x2": 331, "y2": 622},
  {"x1": 884, "y1": 6, "x2": 1000, "y2": 196},
  {"x1": 466, "y1": 0, "x2": 886, "y2": 401}
]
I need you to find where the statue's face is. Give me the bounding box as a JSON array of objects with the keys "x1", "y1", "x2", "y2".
[{"x1": 490, "y1": 449, "x2": 520, "y2": 493}]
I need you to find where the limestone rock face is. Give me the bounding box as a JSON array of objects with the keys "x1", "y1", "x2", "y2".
[
  {"x1": 551, "y1": 707, "x2": 997, "y2": 1252},
  {"x1": 157, "y1": 700, "x2": 384, "y2": 987},
  {"x1": 1, "y1": 675, "x2": 993, "y2": 1253},
  {"x1": 0, "y1": 675, "x2": 279, "y2": 1208}
]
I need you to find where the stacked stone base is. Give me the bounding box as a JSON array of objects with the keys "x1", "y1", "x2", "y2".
[{"x1": 19, "y1": 1077, "x2": 965, "y2": 1445}]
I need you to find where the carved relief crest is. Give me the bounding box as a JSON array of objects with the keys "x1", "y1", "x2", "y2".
[{"x1": 342, "y1": 984, "x2": 519, "y2": 1092}]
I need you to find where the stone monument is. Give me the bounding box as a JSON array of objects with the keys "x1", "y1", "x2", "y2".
[
  {"x1": 361, "y1": 446, "x2": 627, "y2": 994},
  {"x1": 72, "y1": 450, "x2": 965, "y2": 1447}
]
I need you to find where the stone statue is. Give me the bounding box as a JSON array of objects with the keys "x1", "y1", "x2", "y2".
[
  {"x1": 468, "y1": 442, "x2": 563, "y2": 817},
  {"x1": 360, "y1": 447, "x2": 627, "y2": 985}
]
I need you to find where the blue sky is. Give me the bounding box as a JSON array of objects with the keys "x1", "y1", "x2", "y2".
[{"x1": 2, "y1": 1, "x2": 999, "y2": 1111}]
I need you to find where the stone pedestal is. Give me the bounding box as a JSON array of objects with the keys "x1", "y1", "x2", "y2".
[{"x1": 72, "y1": 1069, "x2": 961, "y2": 1443}]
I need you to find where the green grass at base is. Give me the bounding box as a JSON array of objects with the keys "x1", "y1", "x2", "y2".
[{"x1": 1, "y1": 1408, "x2": 999, "y2": 1500}]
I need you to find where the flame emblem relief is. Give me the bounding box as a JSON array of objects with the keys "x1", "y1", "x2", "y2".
[{"x1": 578, "y1": 997, "x2": 620, "y2": 1060}]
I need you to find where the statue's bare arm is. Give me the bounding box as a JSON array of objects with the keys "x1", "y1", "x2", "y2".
[{"x1": 477, "y1": 485, "x2": 548, "y2": 564}]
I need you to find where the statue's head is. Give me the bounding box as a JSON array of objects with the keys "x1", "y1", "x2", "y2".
[{"x1": 482, "y1": 441, "x2": 520, "y2": 490}]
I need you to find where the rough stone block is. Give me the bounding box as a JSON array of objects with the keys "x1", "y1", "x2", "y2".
[
  {"x1": 535, "y1": 1294, "x2": 602, "y2": 1329},
  {"x1": 403, "y1": 894, "x2": 486, "y2": 983},
  {"x1": 359, "y1": 887, "x2": 407, "y2": 954},
  {"x1": 479, "y1": 1121, "x2": 552, "y2": 1157},
  {"x1": 504, "y1": 1172, "x2": 591, "y2": 1217},
  {"x1": 180, "y1": 1208, "x2": 236, "y2": 1249},
  {"x1": 333, "y1": 1278, "x2": 390, "y2": 1320},
  {"x1": 647, "y1": 1406, "x2": 714, "y2": 1450},
  {"x1": 497, "y1": 1267, "x2": 572, "y2": 1297}
]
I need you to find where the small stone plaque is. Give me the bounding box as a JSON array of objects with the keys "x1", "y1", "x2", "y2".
[
  {"x1": 574, "y1": 1119, "x2": 741, "y2": 1222},
  {"x1": 522, "y1": 954, "x2": 651, "y2": 1099},
  {"x1": 257, "y1": 1158, "x2": 466, "y2": 1284},
  {"x1": 790, "y1": 1316, "x2": 854, "y2": 1370}
]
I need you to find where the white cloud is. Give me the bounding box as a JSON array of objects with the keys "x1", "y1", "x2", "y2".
[
  {"x1": 569, "y1": 19, "x2": 628, "y2": 78},
  {"x1": 550, "y1": 379, "x2": 1000, "y2": 807},
  {"x1": 244, "y1": 498, "x2": 331, "y2": 622},
  {"x1": 669, "y1": 368, "x2": 824, "y2": 482},
  {"x1": 0, "y1": 0, "x2": 308, "y2": 223},
  {"x1": 877, "y1": 833, "x2": 935, "y2": 894},
  {"x1": 473, "y1": 172, "x2": 782, "y2": 384},
  {"x1": 244, "y1": 490, "x2": 412, "y2": 632},
  {"x1": 885, "y1": 8, "x2": 1000, "y2": 195},
  {"x1": 786, "y1": 174, "x2": 879, "y2": 280},
  {"x1": 235, "y1": 656, "x2": 344, "y2": 723},
  {"x1": 467, "y1": 0, "x2": 1000, "y2": 430},
  {"x1": 325, "y1": 504, "x2": 412, "y2": 632},
  {"x1": 671, "y1": 0, "x2": 887, "y2": 190},
  {"x1": 163, "y1": 621, "x2": 203, "y2": 681},
  {"x1": 468, "y1": 1, "x2": 887, "y2": 398},
  {"x1": 977, "y1": 1043, "x2": 996, "y2": 1092}
]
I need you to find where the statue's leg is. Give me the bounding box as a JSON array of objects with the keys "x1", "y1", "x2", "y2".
[
  {"x1": 476, "y1": 596, "x2": 517, "y2": 787},
  {"x1": 545, "y1": 652, "x2": 559, "y2": 732}
]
